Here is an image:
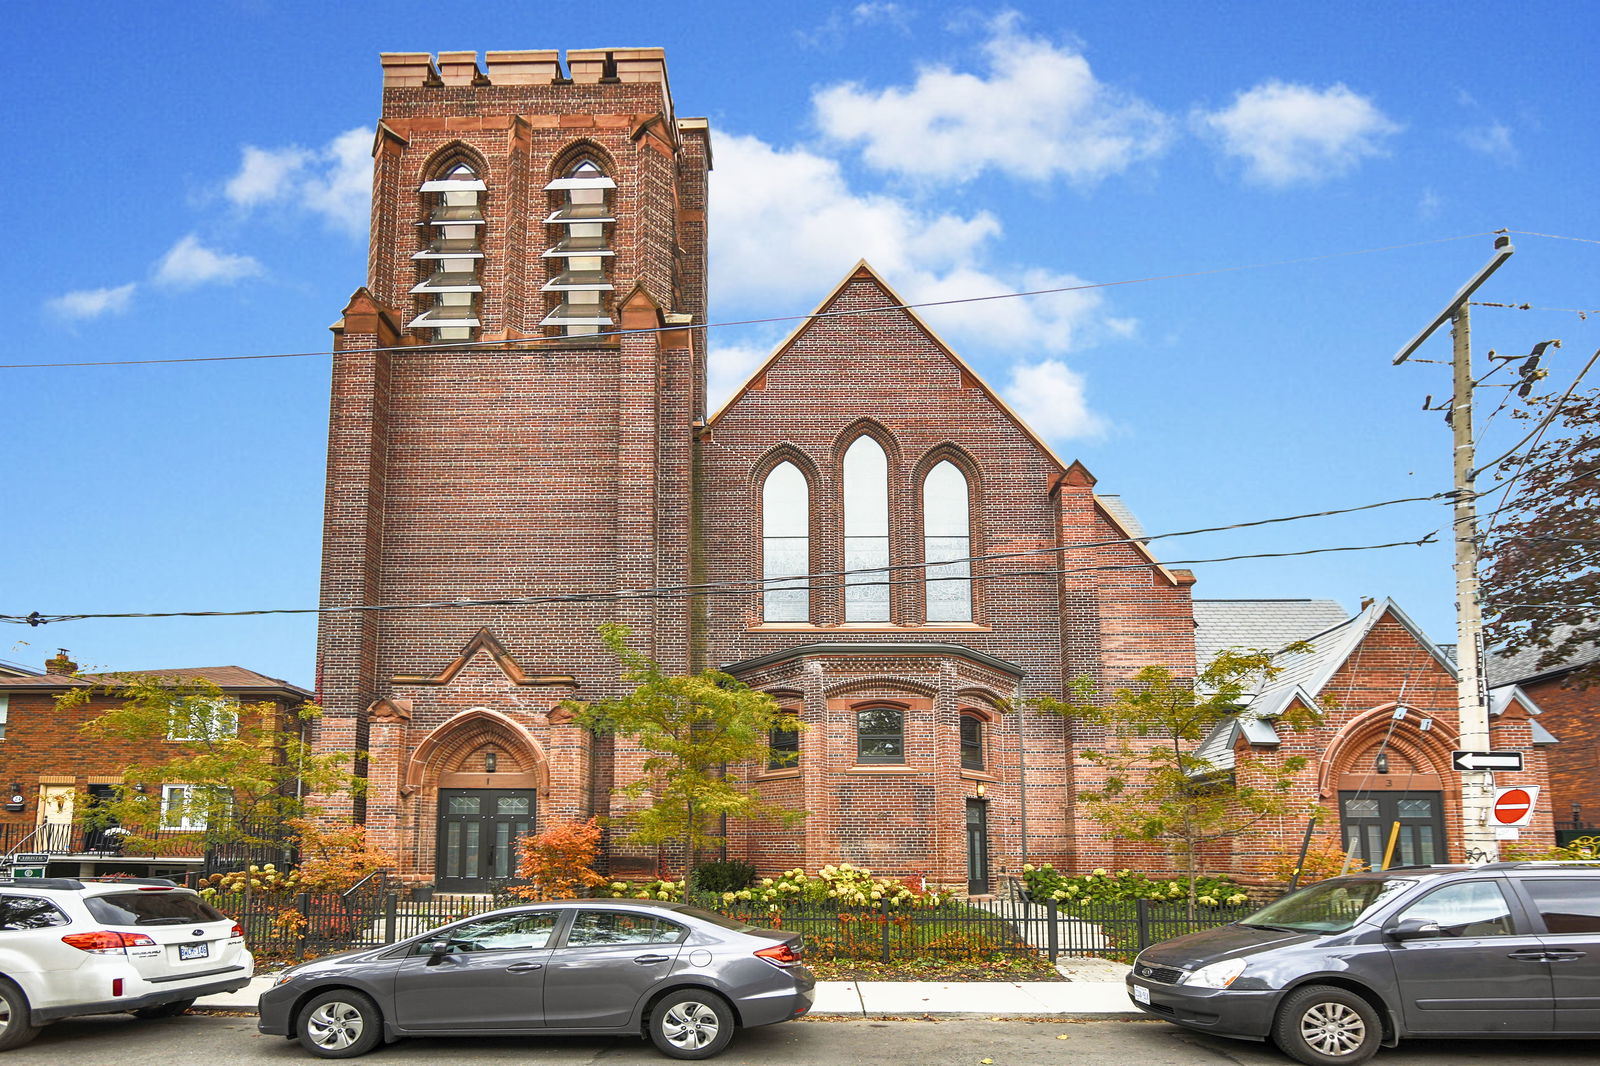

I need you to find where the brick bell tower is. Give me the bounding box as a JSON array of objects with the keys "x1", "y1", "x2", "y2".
[{"x1": 315, "y1": 49, "x2": 710, "y2": 887}]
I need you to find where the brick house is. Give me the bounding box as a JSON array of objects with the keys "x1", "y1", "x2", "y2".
[
  {"x1": 1487, "y1": 630, "x2": 1599, "y2": 839},
  {"x1": 1194, "y1": 599, "x2": 1556, "y2": 877},
  {"x1": 0, "y1": 656, "x2": 311, "y2": 880},
  {"x1": 312, "y1": 47, "x2": 1556, "y2": 892}
]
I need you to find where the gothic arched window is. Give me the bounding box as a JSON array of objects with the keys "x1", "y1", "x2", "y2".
[
  {"x1": 762, "y1": 462, "x2": 810, "y2": 622},
  {"x1": 410, "y1": 160, "x2": 485, "y2": 342},
  {"x1": 843, "y1": 437, "x2": 890, "y2": 622},
  {"x1": 542, "y1": 158, "x2": 616, "y2": 337},
  {"x1": 922, "y1": 461, "x2": 972, "y2": 622}
]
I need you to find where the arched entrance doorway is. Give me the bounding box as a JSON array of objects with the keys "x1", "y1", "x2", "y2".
[
  {"x1": 406, "y1": 709, "x2": 548, "y2": 892},
  {"x1": 1324, "y1": 706, "x2": 1456, "y2": 869}
]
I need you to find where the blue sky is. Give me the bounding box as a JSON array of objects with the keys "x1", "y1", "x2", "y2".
[{"x1": 6, "y1": 2, "x2": 1597, "y2": 688}]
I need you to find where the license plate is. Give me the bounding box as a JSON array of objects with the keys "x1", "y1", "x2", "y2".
[
  {"x1": 1132, "y1": 984, "x2": 1150, "y2": 1004},
  {"x1": 179, "y1": 943, "x2": 210, "y2": 961}
]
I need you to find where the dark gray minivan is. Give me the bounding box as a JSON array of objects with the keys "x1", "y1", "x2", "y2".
[{"x1": 1127, "y1": 862, "x2": 1600, "y2": 1065}]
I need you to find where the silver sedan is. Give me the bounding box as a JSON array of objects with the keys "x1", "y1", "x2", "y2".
[{"x1": 258, "y1": 899, "x2": 814, "y2": 1060}]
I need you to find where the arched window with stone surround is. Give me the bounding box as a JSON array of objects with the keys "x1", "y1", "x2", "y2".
[
  {"x1": 762, "y1": 461, "x2": 810, "y2": 622},
  {"x1": 922, "y1": 461, "x2": 972, "y2": 622},
  {"x1": 843, "y1": 436, "x2": 890, "y2": 622}
]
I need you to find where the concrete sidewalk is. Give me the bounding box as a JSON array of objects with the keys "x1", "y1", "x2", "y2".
[{"x1": 197, "y1": 962, "x2": 1140, "y2": 1019}]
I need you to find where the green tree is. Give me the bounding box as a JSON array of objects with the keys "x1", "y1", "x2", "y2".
[
  {"x1": 61, "y1": 673, "x2": 364, "y2": 855},
  {"x1": 569, "y1": 625, "x2": 804, "y2": 877},
  {"x1": 1038, "y1": 647, "x2": 1317, "y2": 914}
]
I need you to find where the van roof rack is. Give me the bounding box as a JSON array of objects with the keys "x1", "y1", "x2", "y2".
[
  {"x1": 1479, "y1": 860, "x2": 1600, "y2": 870},
  {"x1": 0, "y1": 877, "x2": 85, "y2": 890}
]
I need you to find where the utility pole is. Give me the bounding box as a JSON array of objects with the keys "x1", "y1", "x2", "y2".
[{"x1": 1393, "y1": 234, "x2": 1515, "y2": 864}]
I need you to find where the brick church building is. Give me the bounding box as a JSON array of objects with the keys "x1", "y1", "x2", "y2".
[{"x1": 312, "y1": 47, "x2": 1555, "y2": 893}]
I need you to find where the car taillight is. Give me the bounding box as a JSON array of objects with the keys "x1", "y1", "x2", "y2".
[
  {"x1": 61, "y1": 931, "x2": 157, "y2": 955},
  {"x1": 230, "y1": 924, "x2": 243, "y2": 938},
  {"x1": 754, "y1": 942, "x2": 800, "y2": 967}
]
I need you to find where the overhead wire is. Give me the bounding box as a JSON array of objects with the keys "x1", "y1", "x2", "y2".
[
  {"x1": 1, "y1": 531, "x2": 1437, "y2": 627},
  {"x1": 4, "y1": 232, "x2": 1510, "y2": 371}
]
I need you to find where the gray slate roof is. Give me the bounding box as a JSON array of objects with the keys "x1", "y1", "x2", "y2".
[
  {"x1": 1485, "y1": 624, "x2": 1600, "y2": 686},
  {"x1": 1095, "y1": 495, "x2": 1147, "y2": 540},
  {"x1": 1192, "y1": 599, "x2": 1352, "y2": 665}
]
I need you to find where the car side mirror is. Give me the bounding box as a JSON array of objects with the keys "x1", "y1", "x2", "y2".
[
  {"x1": 423, "y1": 940, "x2": 452, "y2": 962},
  {"x1": 1386, "y1": 918, "x2": 1442, "y2": 941}
]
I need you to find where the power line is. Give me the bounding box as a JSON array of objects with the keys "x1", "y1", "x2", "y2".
[
  {"x1": 5, "y1": 232, "x2": 1505, "y2": 371},
  {"x1": 1502, "y1": 229, "x2": 1600, "y2": 246},
  {"x1": 1, "y1": 533, "x2": 1437, "y2": 627}
]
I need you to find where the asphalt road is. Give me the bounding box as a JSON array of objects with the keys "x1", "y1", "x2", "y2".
[{"x1": 18, "y1": 1013, "x2": 1600, "y2": 1066}]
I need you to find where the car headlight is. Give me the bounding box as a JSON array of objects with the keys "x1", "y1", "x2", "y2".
[
  {"x1": 273, "y1": 970, "x2": 301, "y2": 987},
  {"x1": 1184, "y1": 958, "x2": 1247, "y2": 989}
]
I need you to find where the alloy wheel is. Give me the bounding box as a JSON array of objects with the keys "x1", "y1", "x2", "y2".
[
  {"x1": 661, "y1": 1000, "x2": 722, "y2": 1051},
  {"x1": 306, "y1": 1001, "x2": 366, "y2": 1051},
  {"x1": 1300, "y1": 1001, "x2": 1367, "y2": 1057}
]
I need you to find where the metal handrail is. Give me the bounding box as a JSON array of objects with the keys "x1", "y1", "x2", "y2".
[{"x1": 341, "y1": 868, "x2": 392, "y2": 899}]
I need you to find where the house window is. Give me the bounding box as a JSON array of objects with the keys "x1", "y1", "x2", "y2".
[
  {"x1": 843, "y1": 436, "x2": 891, "y2": 622},
  {"x1": 166, "y1": 697, "x2": 237, "y2": 742},
  {"x1": 768, "y1": 725, "x2": 800, "y2": 770},
  {"x1": 856, "y1": 706, "x2": 904, "y2": 764},
  {"x1": 542, "y1": 158, "x2": 617, "y2": 337},
  {"x1": 160, "y1": 784, "x2": 208, "y2": 831},
  {"x1": 762, "y1": 462, "x2": 810, "y2": 622},
  {"x1": 0, "y1": 694, "x2": 8, "y2": 740},
  {"x1": 960, "y1": 713, "x2": 984, "y2": 771},
  {"x1": 923, "y1": 461, "x2": 972, "y2": 622},
  {"x1": 410, "y1": 161, "x2": 486, "y2": 341}
]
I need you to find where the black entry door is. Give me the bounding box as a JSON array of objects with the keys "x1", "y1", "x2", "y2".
[
  {"x1": 436, "y1": 789, "x2": 536, "y2": 892},
  {"x1": 966, "y1": 799, "x2": 989, "y2": 895},
  {"x1": 1339, "y1": 791, "x2": 1446, "y2": 869}
]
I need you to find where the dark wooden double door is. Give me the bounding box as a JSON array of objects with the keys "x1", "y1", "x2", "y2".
[
  {"x1": 1339, "y1": 791, "x2": 1446, "y2": 869},
  {"x1": 436, "y1": 789, "x2": 536, "y2": 892}
]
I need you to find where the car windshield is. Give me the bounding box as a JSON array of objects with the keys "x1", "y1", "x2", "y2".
[
  {"x1": 1240, "y1": 877, "x2": 1418, "y2": 933},
  {"x1": 85, "y1": 890, "x2": 226, "y2": 926}
]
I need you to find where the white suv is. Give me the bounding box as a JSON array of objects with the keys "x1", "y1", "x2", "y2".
[{"x1": 0, "y1": 876, "x2": 253, "y2": 1050}]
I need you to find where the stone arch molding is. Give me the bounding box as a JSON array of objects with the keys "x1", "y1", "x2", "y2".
[
  {"x1": 405, "y1": 707, "x2": 550, "y2": 794},
  {"x1": 1316, "y1": 701, "x2": 1457, "y2": 799}
]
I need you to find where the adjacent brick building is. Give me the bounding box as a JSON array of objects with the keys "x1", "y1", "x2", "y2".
[
  {"x1": 0, "y1": 658, "x2": 311, "y2": 879},
  {"x1": 312, "y1": 47, "x2": 1556, "y2": 892},
  {"x1": 1487, "y1": 630, "x2": 1600, "y2": 838}
]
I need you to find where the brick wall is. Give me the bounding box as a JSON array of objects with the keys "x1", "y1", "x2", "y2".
[{"x1": 1519, "y1": 673, "x2": 1599, "y2": 826}]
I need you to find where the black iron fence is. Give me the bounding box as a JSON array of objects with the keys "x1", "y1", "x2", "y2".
[{"x1": 205, "y1": 888, "x2": 1251, "y2": 965}]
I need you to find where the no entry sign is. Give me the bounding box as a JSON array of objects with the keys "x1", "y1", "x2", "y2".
[{"x1": 1491, "y1": 786, "x2": 1540, "y2": 827}]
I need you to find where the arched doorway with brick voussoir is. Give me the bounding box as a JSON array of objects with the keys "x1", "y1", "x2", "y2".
[
  {"x1": 1321, "y1": 702, "x2": 1458, "y2": 870},
  {"x1": 404, "y1": 708, "x2": 550, "y2": 893}
]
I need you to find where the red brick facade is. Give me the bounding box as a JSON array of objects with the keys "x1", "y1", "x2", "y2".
[
  {"x1": 1515, "y1": 674, "x2": 1598, "y2": 829},
  {"x1": 311, "y1": 47, "x2": 1554, "y2": 892}
]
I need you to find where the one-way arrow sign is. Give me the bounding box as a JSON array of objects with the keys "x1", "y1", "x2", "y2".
[{"x1": 1452, "y1": 750, "x2": 1524, "y2": 772}]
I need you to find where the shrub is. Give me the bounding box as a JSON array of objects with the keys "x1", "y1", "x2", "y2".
[
  {"x1": 198, "y1": 863, "x2": 300, "y2": 898},
  {"x1": 507, "y1": 817, "x2": 608, "y2": 900},
  {"x1": 602, "y1": 863, "x2": 951, "y2": 910},
  {"x1": 691, "y1": 860, "x2": 756, "y2": 894},
  {"x1": 1264, "y1": 841, "x2": 1368, "y2": 885},
  {"x1": 1021, "y1": 864, "x2": 1248, "y2": 907},
  {"x1": 1503, "y1": 834, "x2": 1600, "y2": 861}
]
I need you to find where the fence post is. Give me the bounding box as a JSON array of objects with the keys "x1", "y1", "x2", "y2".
[
  {"x1": 384, "y1": 892, "x2": 399, "y2": 944},
  {"x1": 1046, "y1": 898, "x2": 1059, "y2": 962},
  {"x1": 1136, "y1": 898, "x2": 1151, "y2": 952},
  {"x1": 295, "y1": 892, "x2": 311, "y2": 961},
  {"x1": 881, "y1": 901, "x2": 892, "y2": 964}
]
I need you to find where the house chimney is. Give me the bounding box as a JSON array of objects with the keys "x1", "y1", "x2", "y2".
[
  {"x1": 1359, "y1": 596, "x2": 1374, "y2": 611},
  {"x1": 45, "y1": 648, "x2": 77, "y2": 675}
]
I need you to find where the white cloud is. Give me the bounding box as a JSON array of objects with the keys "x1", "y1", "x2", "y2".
[
  {"x1": 1460, "y1": 120, "x2": 1516, "y2": 162},
  {"x1": 1418, "y1": 188, "x2": 1443, "y2": 219},
  {"x1": 1002, "y1": 359, "x2": 1108, "y2": 442},
  {"x1": 709, "y1": 131, "x2": 1129, "y2": 438},
  {"x1": 814, "y1": 13, "x2": 1169, "y2": 185},
  {"x1": 45, "y1": 283, "x2": 136, "y2": 320},
  {"x1": 1194, "y1": 80, "x2": 1400, "y2": 186},
  {"x1": 153, "y1": 234, "x2": 262, "y2": 288},
  {"x1": 224, "y1": 127, "x2": 372, "y2": 232},
  {"x1": 707, "y1": 343, "x2": 773, "y2": 412}
]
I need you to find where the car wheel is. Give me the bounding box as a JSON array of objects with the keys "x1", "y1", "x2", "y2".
[
  {"x1": 296, "y1": 990, "x2": 383, "y2": 1059},
  {"x1": 648, "y1": 989, "x2": 735, "y2": 1060},
  {"x1": 1272, "y1": 984, "x2": 1381, "y2": 1066},
  {"x1": 131, "y1": 998, "x2": 196, "y2": 1019},
  {"x1": 0, "y1": 978, "x2": 39, "y2": 1052}
]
